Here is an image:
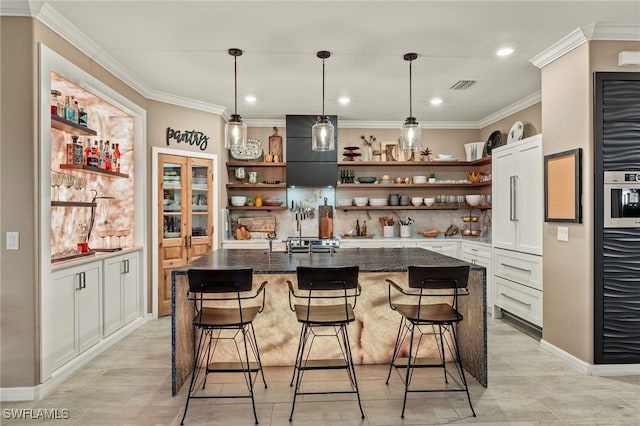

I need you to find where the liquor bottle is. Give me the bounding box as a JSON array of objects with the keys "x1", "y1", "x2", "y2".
[
  {"x1": 113, "y1": 143, "x2": 121, "y2": 173},
  {"x1": 72, "y1": 101, "x2": 79, "y2": 124},
  {"x1": 66, "y1": 135, "x2": 75, "y2": 164},
  {"x1": 104, "y1": 142, "x2": 112, "y2": 171},
  {"x1": 50, "y1": 90, "x2": 62, "y2": 116},
  {"x1": 355, "y1": 219, "x2": 361, "y2": 237},
  {"x1": 99, "y1": 140, "x2": 106, "y2": 169},
  {"x1": 73, "y1": 136, "x2": 83, "y2": 165},
  {"x1": 84, "y1": 139, "x2": 92, "y2": 165},
  {"x1": 78, "y1": 107, "x2": 88, "y2": 127},
  {"x1": 361, "y1": 220, "x2": 367, "y2": 237},
  {"x1": 64, "y1": 96, "x2": 73, "y2": 122}
]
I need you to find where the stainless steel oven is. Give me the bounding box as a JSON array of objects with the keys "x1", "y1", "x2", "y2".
[{"x1": 604, "y1": 171, "x2": 640, "y2": 228}]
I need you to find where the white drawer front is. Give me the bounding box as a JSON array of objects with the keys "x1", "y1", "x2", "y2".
[
  {"x1": 495, "y1": 276, "x2": 542, "y2": 327},
  {"x1": 461, "y1": 242, "x2": 491, "y2": 260},
  {"x1": 416, "y1": 241, "x2": 459, "y2": 258},
  {"x1": 494, "y1": 249, "x2": 542, "y2": 291}
]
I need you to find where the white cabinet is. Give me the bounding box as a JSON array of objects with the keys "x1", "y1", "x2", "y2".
[
  {"x1": 492, "y1": 134, "x2": 543, "y2": 255},
  {"x1": 103, "y1": 251, "x2": 140, "y2": 337},
  {"x1": 43, "y1": 260, "x2": 102, "y2": 377},
  {"x1": 416, "y1": 240, "x2": 459, "y2": 258},
  {"x1": 461, "y1": 242, "x2": 493, "y2": 314},
  {"x1": 494, "y1": 248, "x2": 543, "y2": 327}
]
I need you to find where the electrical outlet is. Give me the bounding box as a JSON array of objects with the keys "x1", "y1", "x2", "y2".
[
  {"x1": 557, "y1": 226, "x2": 569, "y2": 242},
  {"x1": 6, "y1": 232, "x2": 19, "y2": 250}
]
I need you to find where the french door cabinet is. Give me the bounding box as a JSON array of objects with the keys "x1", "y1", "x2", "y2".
[{"x1": 158, "y1": 154, "x2": 213, "y2": 316}]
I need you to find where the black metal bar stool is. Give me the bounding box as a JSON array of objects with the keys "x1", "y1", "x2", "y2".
[
  {"x1": 386, "y1": 265, "x2": 476, "y2": 418},
  {"x1": 181, "y1": 268, "x2": 268, "y2": 425},
  {"x1": 286, "y1": 266, "x2": 365, "y2": 421}
]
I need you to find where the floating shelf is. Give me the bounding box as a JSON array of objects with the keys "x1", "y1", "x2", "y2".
[
  {"x1": 227, "y1": 206, "x2": 288, "y2": 211},
  {"x1": 51, "y1": 114, "x2": 98, "y2": 136},
  {"x1": 226, "y1": 161, "x2": 286, "y2": 167},
  {"x1": 60, "y1": 164, "x2": 129, "y2": 178},
  {"x1": 226, "y1": 183, "x2": 287, "y2": 188},
  {"x1": 337, "y1": 158, "x2": 491, "y2": 167},
  {"x1": 51, "y1": 200, "x2": 97, "y2": 208},
  {"x1": 338, "y1": 205, "x2": 492, "y2": 211},
  {"x1": 337, "y1": 181, "x2": 491, "y2": 188}
]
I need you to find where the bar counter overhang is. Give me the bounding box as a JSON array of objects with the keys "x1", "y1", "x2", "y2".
[{"x1": 171, "y1": 247, "x2": 487, "y2": 395}]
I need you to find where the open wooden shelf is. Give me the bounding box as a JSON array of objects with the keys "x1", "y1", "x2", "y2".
[
  {"x1": 51, "y1": 114, "x2": 98, "y2": 136},
  {"x1": 60, "y1": 164, "x2": 129, "y2": 178},
  {"x1": 226, "y1": 161, "x2": 286, "y2": 167},
  {"x1": 51, "y1": 200, "x2": 96, "y2": 208}
]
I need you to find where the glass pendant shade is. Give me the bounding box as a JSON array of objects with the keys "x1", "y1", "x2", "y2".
[
  {"x1": 400, "y1": 116, "x2": 422, "y2": 152},
  {"x1": 312, "y1": 116, "x2": 335, "y2": 151},
  {"x1": 224, "y1": 114, "x2": 247, "y2": 150},
  {"x1": 312, "y1": 50, "x2": 335, "y2": 152}
]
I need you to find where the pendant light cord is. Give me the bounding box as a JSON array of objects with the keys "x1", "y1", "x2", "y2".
[
  {"x1": 234, "y1": 54, "x2": 238, "y2": 116},
  {"x1": 322, "y1": 57, "x2": 326, "y2": 117},
  {"x1": 409, "y1": 58, "x2": 413, "y2": 118}
]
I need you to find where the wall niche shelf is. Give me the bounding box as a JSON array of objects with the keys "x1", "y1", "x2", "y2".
[
  {"x1": 51, "y1": 200, "x2": 96, "y2": 208},
  {"x1": 59, "y1": 164, "x2": 129, "y2": 178},
  {"x1": 51, "y1": 114, "x2": 98, "y2": 136}
]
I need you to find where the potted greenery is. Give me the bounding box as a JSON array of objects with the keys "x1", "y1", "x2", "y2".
[
  {"x1": 428, "y1": 172, "x2": 436, "y2": 183},
  {"x1": 420, "y1": 147, "x2": 432, "y2": 161}
]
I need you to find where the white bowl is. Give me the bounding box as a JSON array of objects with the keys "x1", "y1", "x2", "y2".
[
  {"x1": 438, "y1": 153, "x2": 454, "y2": 159},
  {"x1": 369, "y1": 197, "x2": 388, "y2": 206},
  {"x1": 411, "y1": 197, "x2": 423, "y2": 206},
  {"x1": 337, "y1": 198, "x2": 353, "y2": 206},
  {"x1": 412, "y1": 175, "x2": 427, "y2": 184},
  {"x1": 231, "y1": 195, "x2": 247, "y2": 206},
  {"x1": 423, "y1": 197, "x2": 435, "y2": 206},
  {"x1": 353, "y1": 197, "x2": 368, "y2": 207},
  {"x1": 465, "y1": 195, "x2": 481, "y2": 206}
]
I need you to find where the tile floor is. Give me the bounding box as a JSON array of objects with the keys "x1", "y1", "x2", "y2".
[{"x1": 2, "y1": 316, "x2": 639, "y2": 425}]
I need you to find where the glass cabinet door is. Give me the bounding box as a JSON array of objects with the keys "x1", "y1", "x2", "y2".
[
  {"x1": 190, "y1": 163, "x2": 209, "y2": 238},
  {"x1": 162, "y1": 161, "x2": 184, "y2": 239}
]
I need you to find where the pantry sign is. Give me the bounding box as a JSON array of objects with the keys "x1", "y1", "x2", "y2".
[{"x1": 166, "y1": 127, "x2": 209, "y2": 151}]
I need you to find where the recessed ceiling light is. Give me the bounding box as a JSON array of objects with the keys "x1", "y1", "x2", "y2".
[
  {"x1": 497, "y1": 48, "x2": 514, "y2": 57},
  {"x1": 430, "y1": 98, "x2": 442, "y2": 105},
  {"x1": 244, "y1": 95, "x2": 256, "y2": 103},
  {"x1": 338, "y1": 96, "x2": 350, "y2": 105}
]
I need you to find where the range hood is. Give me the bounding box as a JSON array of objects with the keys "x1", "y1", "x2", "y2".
[{"x1": 286, "y1": 115, "x2": 338, "y2": 187}]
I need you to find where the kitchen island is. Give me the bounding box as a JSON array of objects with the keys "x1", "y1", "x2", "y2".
[{"x1": 171, "y1": 247, "x2": 487, "y2": 395}]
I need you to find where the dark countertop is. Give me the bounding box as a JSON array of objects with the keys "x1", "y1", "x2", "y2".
[{"x1": 177, "y1": 247, "x2": 483, "y2": 274}]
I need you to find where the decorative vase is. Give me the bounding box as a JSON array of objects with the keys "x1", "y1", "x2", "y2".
[{"x1": 363, "y1": 145, "x2": 373, "y2": 162}]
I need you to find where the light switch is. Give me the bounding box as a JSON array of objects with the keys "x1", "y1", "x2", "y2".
[
  {"x1": 6, "y1": 231, "x2": 19, "y2": 250},
  {"x1": 557, "y1": 226, "x2": 569, "y2": 242}
]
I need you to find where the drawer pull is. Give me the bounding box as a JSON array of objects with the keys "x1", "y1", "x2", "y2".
[
  {"x1": 501, "y1": 263, "x2": 531, "y2": 274},
  {"x1": 501, "y1": 293, "x2": 532, "y2": 307}
]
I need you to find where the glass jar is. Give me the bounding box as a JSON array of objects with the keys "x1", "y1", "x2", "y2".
[{"x1": 50, "y1": 90, "x2": 63, "y2": 117}]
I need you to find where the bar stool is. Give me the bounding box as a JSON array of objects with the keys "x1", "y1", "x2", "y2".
[
  {"x1": 286, "y1": 266, "x2": 365, "y2": 421},
  {"x1": 181, "y1": 268, "x2": 268, "y2": 425},
  {"x1": 386, "y1": 265, "x2": 476, "y2": 418}
]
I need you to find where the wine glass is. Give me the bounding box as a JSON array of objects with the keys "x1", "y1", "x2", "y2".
[
  {"x1": 62, "y1": 174, "x2": 75, "y2": 201},
  {"x1": 73, "y1": 176, "x2": 86, "y2": 201},
  {"x1": 106, "y1": 228, "x2": 116, "y2": 249},
  {"x1": 50, "y1": 171, "x2": 62, "y2": 201},
  {"x1": 120, "y1": 229, "x2": 131, "y2": 248},
  {"x1": 98, "y1": 230, "x2": 109, "y2": 248}
]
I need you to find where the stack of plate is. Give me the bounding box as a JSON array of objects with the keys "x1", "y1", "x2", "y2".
[
  {"x1": 369, "y1": 197, "x2": 388, "y2": 206},
  {"x1": 413, "y1": 175, "x2": 427, "y2": 184},
  {"x1": 337, "y1": 198, "x2": 353, "y2": 207}
]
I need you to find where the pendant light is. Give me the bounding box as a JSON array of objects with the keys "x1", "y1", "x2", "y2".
[
  {"x1": 224, "y1": 48, "x2": 247, "y2": 150},
  {"x1": 400, "y1": 52, "x2": 422, "y2": 152},
  {"x1": 311, "y1": 50, "x2": 335, "y2": 152}
]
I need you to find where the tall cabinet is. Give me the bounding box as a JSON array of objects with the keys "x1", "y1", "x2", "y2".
[
  {"x1": 158, "y1": 154, "x2": 213, "y2": 316},
  {"x1": 492, "y1": 134, "x2": 544, "y2": 327}
]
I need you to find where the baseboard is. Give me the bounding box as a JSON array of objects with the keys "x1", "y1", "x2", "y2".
[
  {"x1": 540, "y1": 339, "x2": 640, "y2": 376},
  {"x1": 1, "y1": 315, "x2": 150, "y2": 402}
]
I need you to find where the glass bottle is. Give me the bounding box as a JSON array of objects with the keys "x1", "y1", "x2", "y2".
[
  {"x1": 99, "y1": 140, "x2": 106, "y2": 169},
  {"x1": 64, "y1": 96, "x2": 73, "y2": 122},
  {"x1": 73, "y1": 136, "x2": 83, "y2": 165},
  {"x1": 362, "y1": 220, "x2": 367, "y2": 237},
  {"x1": 355, "y1": 219, "x2": 361, "y2": 237},
  {"x1": 66, "y1": 135, "x2": 75, "y2": 164},
  {"x1": 78, "y1": 107, "x2": 88, "y2": 127},
  {"x1": 104, "y1": 142, "x2": 112, "y2": 171},
  {"x1": 72, "y1": 100, "x2": 79, "y2": 124},
  {"x1": 112, "y1": 143, "x2": 120, "y2": 173},
  {"x1": 50, "y1": 90, "x2": 62, "y2": 116},
  {"x1": 84, "y1": 139, "x2": 92, "y2": 165}
]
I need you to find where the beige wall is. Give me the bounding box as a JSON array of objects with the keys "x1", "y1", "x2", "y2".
[
  {"x1": 480, "y1": 102, "x2": 542, "y2": 142},
  {"x1": 0, "y1": 17, "x2": 148, "y2": 387},
  {"x1": 541, "y1": 40, "x2": 640, "y2": 363}
]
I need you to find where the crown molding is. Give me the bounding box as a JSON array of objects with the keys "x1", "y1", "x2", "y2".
[
  {"x1": 531, "y1": 23, "x2": 640, "y2": 69},
  {"x1": 0, "y1": 0, "x2": 39, "y2": 16},
  {"x1": 477, "y1": 91, "x2": 542, "y2": 129},
  {"x1": 245, "y1": 118, "x2": 286, "y2": 128}
]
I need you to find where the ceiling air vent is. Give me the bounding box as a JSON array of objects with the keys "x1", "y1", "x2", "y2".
[{"x1": 450, "y1": 80, "x2": 476, "y2": 90}]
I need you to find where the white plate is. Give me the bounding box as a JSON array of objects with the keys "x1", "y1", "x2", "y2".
[
  {"x1": 230, "y1": 138, "x2": 262, "y2": 160},
  {"x1": 507, "y1": 121, "x2": 524, "y2": 144},
  {"x1": 433, "y1": 158, "x2": 458, "y2": 162}
]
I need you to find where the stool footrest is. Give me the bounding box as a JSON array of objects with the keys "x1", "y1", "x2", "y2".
[
  {"x1": 297, "y1": 359, "x2": 348, "y2": 370},
  {"x1": 392, "y1": 357, "x2": 443, "y2": 368},
  {"x1": 206, "y1": 361, "x2": 261, "y2": 372}
]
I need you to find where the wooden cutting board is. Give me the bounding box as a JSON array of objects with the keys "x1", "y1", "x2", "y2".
[
  {"x1": 318, "y1": 198, "x2": 333, "y2": 239},
  {"x1": 237, "y1": 216, "x2": 276, "y2": 233},
  {"x1": 268, "y1": 127, "x2": 282, "y2": 159}
]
